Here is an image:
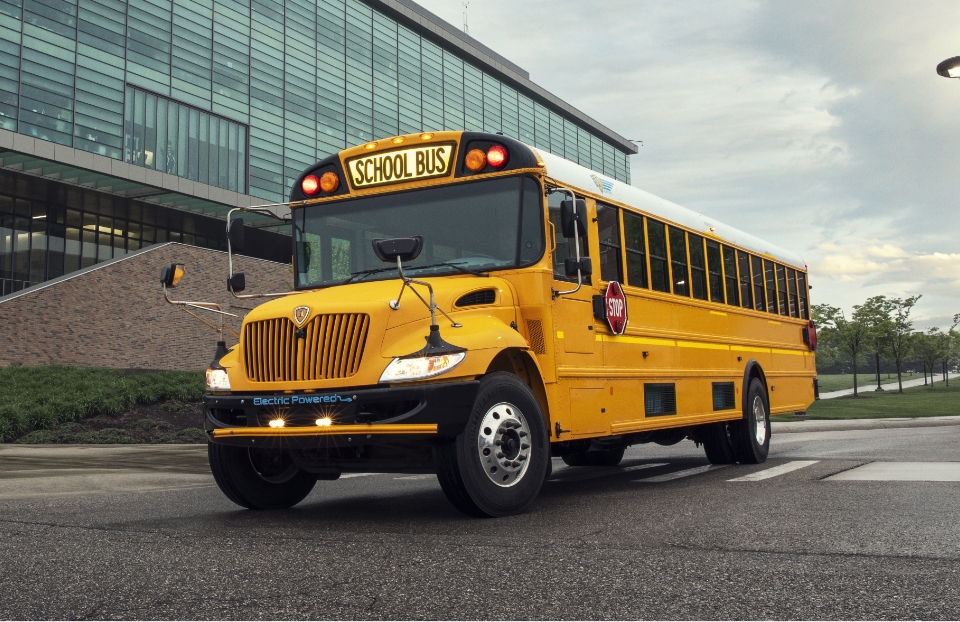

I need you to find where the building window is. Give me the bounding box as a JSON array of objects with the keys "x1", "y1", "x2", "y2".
[{"x1": 123, "y1": 87, "x2": 248, "y2": 194}]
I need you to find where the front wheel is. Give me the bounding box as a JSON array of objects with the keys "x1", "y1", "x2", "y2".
[
  {"x1": 208, "y1": 443, "x2": 317, "y2": 509},
  {"x1": 437, "y1": 372, "x2": 549, "y2": 517}
]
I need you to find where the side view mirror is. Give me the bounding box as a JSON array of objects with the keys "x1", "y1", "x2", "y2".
[
  {"x1": 372, "y1": 235, "x2": 423, "y2": 263},
  {"x1": 228, "y1": 217, "x2": 245, "y2": 252},
  {"x1": 564, "y1": 257, "x2": 592, "y2": 277},
  {"x1": 560, "y1": 199, "x2": 588, "y2": 238},
  {"x1": 227, "y1": 272, "x2": 246, "y2": 293},
  {"x1": 161, "y1": 263, "x2": 185, "y2": 287}
]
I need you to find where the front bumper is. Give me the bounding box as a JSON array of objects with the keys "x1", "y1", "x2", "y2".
[{"x1": 203, "y1": 380, "x2": 479, "y2": 446}]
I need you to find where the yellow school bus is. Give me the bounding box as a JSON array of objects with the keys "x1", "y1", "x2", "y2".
[{"x1": 161, "y1": 130, "x2": 816, "y2": 517}]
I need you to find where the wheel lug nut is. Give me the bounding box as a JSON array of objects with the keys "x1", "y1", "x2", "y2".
[
  {"x1": 496, "y1": 452, "x2": 504, "y2": 459},
  {"x1": 511, "y1": 460, "x2": 521, "y2": 467},
  {"x1": 519, "y1": 431, "x2": 527, "y2": 437},
  {"x1": 521, "y1": 443, "x2": 529, "y2": 449},
  {"x1": 494, "y1": 439, "x2": 502, "y2": 446},
  {"x1": 518, "y1": 455, "x2": 526, "y2": 461}
]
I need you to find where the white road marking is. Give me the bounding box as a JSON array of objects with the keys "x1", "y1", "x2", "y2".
[
  {"x1": 394, "y1": 474, "x2": 435, "y2": 480},
  {"x1": 728, "y1": 460, "x2": 819, "y2": 482},
  {"x1": 825, "y1": 462, "x2": 960, "y2": 481},
  {"x1": 340, "y1": 473, "x2": 385, "y2": 479},
  {"x1": 635, "y1": 464, "x2": 727, "y2": 483},
  {"x1": 550, "y1": 462, "x2": 668, "y2": 483}
]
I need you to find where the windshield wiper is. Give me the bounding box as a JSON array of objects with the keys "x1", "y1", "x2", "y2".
[
  {"x1": 406, "y1": 260, "x2": 489, "y2": 277},
  {"x1": 341, "y1": 266, "x2": 399, "y2": 284}
]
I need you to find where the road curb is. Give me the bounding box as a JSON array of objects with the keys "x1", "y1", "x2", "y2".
[{"x1": 772, "y1": 415, "x2": 960, "y2": 434}]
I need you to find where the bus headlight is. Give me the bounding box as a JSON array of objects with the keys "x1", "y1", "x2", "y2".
[
  {"x1": 206, "y1": 368, "x2": 231, "y2": 391},
  {"x1": 379, "y1": 352, "x2": 466, "y2": 383}
]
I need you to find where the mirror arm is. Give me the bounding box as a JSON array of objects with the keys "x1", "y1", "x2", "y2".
[
  {"x1": 162, "y1": 283, "x2": 240, "y2": 341},
  {"x1": 391, "y1": 255, "x2": 462, "y2": 328},
  {"x1": 552, "y1": 186, "x2": 584, "y2": 299},
  {"x1": 226, "y1": 203, "x2": 300, "y2": 300}
]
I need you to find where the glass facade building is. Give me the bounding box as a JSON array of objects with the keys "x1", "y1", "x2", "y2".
[{"x1": 0, "y1": 0, "x2": 635, "y2": 294}]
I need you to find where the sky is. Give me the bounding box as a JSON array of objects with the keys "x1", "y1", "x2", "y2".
[{"x1": 415, "y1": 0, "x2": 960, "y2": 329}]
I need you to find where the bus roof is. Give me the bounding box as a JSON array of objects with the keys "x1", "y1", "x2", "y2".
[{"x1": 536, "y1": 149, "x2": 807, "y2": 271}]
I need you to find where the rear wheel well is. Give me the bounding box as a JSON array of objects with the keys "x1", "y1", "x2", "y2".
[
  {"x1": 485, "y1": 349, "x2": 550, "y2": 427},
  {"x1": 743, "y1": 360, "x2": 769, "y2": 409}
]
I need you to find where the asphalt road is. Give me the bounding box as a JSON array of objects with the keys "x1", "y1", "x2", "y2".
[{"x1": 1, "y1": 424, "x2": 958, "y2": 620}]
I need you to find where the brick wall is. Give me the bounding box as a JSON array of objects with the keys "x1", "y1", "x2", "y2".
[{"x1": 0, "y1": 242, "x2": 290, "y2": 370}]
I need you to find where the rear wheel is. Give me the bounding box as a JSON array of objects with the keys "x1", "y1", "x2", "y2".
[
  {"x1": 729, "y1": 378, "x2": 771, "y2": 464},
  {"x1": 561, "y1": 445, "x2": 626, "y2": 467},
  {"x1": 208, "y1": 443, "x2": 317, "y2": 509},
  {"x1": 437, "y1": 372, "x2": 549, "y2": 517},
  {"x1": 700, "y1": 423, "x2": 737, "y2": 465}
]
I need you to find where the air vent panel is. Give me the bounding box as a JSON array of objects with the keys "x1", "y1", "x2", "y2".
[
  {"x1": 712, "y1": 382, "x2": 736, "y2": 410},
  {"x1": 644, "y1": 383, "x2": 677, "y2": 416},
  {"x1": 455, "y1": 289, "x2": 496, "y2": 307},
  {"x1": 526, "y1": 319, "x2": 545, "y2": 354}
]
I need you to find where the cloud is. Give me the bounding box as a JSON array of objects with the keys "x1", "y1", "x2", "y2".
[{"x1": 415, "y1": 0, "x2": 960, "y2": 323}]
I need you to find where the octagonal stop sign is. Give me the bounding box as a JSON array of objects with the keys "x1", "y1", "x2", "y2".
[{"x1": 603, "y1": 281, "x2": 628, "y2": 335}]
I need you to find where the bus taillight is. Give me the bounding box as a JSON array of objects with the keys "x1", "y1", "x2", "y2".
[
  {"x1": 802, "y1": 320, "x2": 817, "y2": 351},
  {"x1": 302, "y1": 175, "x2": 320, "y2": 195},
  {"x1": 486, "y1": 145, "x2": 508, "y2": 168}
]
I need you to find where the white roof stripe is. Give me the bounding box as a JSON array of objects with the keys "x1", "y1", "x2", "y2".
[{"x1": 536, "y1": 150, "x2": 807, "y2": 270}]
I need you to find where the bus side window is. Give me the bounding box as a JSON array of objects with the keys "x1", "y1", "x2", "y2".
[
  {"x1": 738, "y1": 250, "x2": 753, "y2": 309},
  {"x1": 688, "y1": 233, "x2": 707, "y2": 300},
  {"x1": 623, "y1": 211, "x2": 648, "y2": 288},
  {"x1": 798, "y1": 271, "x2": 808, "y2": 319},
  {"x1": 596, "y1": 203, "x2": 622, "y2": 282},
  {"x1": 750, "y1": 254, "x2": 765, "y2": 311},
  {"x1": 707, "y1": 240, "x2": 725, "y2": 303},
  {"x1": 668, "y1": 226, "x2": 689, "y2": 296},
  {"x1": 722, "y1": 244, "x2": 738, "y2": 306},
  {"x1": 787, "y1": 267, "x2": 799, "y2": 317},
  {"x1": 764, "y1": 259, "x2": 778, "y2": 313},
  {"x1": 548, "y1": 191, "x2": 589, "y2": 283},
  {"x1": 647, "y1": 219, "x2": 670, "y2": 292},
  {"x1": 777, "y1": 264, "x2": 789, "y2": 316}
]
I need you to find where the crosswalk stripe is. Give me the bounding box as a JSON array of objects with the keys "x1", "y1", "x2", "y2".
[
  {"x1": 340, "y1": 473, "x2": 384, "y2": 479},
  {"x1": 635, "y1": 464, "x2": 726, "y2": 483},
  {"x1": 550, "y1": 462, "x2": 668, "y2": 483},
  {"x1": 728, "y1": 460, "x2": 819, "y2": 482},
  {"x1": 394, "y1": 474, "x2": 434, "y2": 480}
]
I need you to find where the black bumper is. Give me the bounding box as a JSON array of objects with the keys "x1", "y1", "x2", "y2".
[{"x1": 204, "y1": 381, "x2": 480, "y2": 445}]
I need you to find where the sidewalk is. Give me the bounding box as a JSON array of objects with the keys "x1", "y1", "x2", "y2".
[
  {"x1": 773, "y1": 414, "x2": 960, "y2": 434},
  {"x1": 819, "y1": 375, "x2": 947, "y2": 399}
]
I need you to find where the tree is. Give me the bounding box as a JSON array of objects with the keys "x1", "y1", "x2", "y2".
[
  {"x1": 914, "y1": 329, "x2": 940, "y2": 387},
  {"x1": 885, "y1": 296, "x2": 921, "y2": 393},
  {"x1": 811, "y1": 304, "x2": 841, "y2": 372},
  {"x1": 812, "y1": 302, "x2": 871, "y2": 396},
  {"x1": 858, "y1": 296, "x2": 893, "y2": 391}
]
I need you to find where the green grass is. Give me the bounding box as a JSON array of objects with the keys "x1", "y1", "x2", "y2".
[
  {"x1": 816, "y1": 371, "x2": 925, "y2": 393},
  {"x1": 0, "y1": 366, "x2": 204, "y2": 442},
  {"x1": 799, "y1": 381, "x2": 960, "y2": 420}
]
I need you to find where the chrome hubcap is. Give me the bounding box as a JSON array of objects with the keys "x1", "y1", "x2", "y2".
[
  {"x1": 753, "y1": 395, "x2": 767, "y2": 445},
  {"x1": 477, "y1": 402, "x2": 531, "y2": 487}
]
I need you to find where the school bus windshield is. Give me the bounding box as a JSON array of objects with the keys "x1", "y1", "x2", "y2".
[{"x1": 293, "y1": 175, "x2": 545, "y2": 288}]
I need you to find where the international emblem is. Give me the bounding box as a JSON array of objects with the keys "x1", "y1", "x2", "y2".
[{"x1": 293, "y1": 306, "x2": 310, "y2": 326}]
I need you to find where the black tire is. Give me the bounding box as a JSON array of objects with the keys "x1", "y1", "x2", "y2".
[
  {"x1": 729, "y1": 378, "x2": 771, "y2": 464},
  {"x1": 561, "y1": 445, "x2": 626, "y2": 467},
  {"x1": 208, "y1": 443, "x2": 317, "y2": 510},
  {"x1": 437, "y1": 372, "x2": 550, "y2": 517},
  {"x1": 700, "y1": 423, "x2": 737, "y2": 464}
]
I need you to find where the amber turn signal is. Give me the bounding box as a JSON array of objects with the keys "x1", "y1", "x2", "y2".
[
  {"x1": 319, "y1": 171, "x2": 340, "y2": 193},
  {"x1": 301, "y1": 174, "x2": 320, "y2": 195},
  {"x1": 465, "y1": 148, "x2": 486, "y2": 172}
]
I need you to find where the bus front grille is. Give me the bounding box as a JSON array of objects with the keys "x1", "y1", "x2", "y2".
[{"x1": 242, "y1": 314, "x2": 370, "y2": 382}]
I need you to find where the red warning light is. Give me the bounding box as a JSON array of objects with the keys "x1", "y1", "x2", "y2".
[{"x1": 486, "y1": 145, "x2": 508, "y2": 168}]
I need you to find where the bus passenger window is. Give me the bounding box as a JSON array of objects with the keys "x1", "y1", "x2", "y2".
[
  {"x1": 647, "y1": 219, "x2": 670, "y2": 292},
  {"x1": 623, "y1": 212, "x2": 648, "y2": 288},
  {"x1": 738, "y1": 251, "x2": 753, "y2": 309},
  {"x1": 751, "y1": 254, "x2": 765, "y2": 311},
  {"x1": 669, "y1": 226, "x2": 689, "y2": 296},
  {"x1": 548, "y1": 191, "x2": 589, "y2": 283},
  {"x1": 776, "y1": 264, "x2": 789, "y2": 316},
  {"x1": 596, "y1": 204, "x2": 622, "y2": 283},
  {"x1": 787, "y1": 268, "x2": 799, "y2": 317},
  {"x1": 688, "y1": 233, "x2": 707, "y2": 300},
  {"x1": 764, "y1": 260, "x2": 778, "y2": 313},
  {"x1": 707, "y1": 240, "x2": 725, "y2": 303},
  {"x1": 722, "y1": 245, "x2": 739, "y2": 306},
  {"x1": 798, "y1": 271, "x2": 808, "y2": 319}
]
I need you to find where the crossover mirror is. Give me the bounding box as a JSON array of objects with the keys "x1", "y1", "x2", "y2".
[
  {"x1": 372, "y1": 235, "x2": 424, "y2": 264},
  {"x1": 227, "y1": 272, "x2": 245, "y2": 293},
  {"x1": 160, "y1": 263, "x2": 185, "y2": 288},
  {"x1": 228, "y1": 217, "x2": 245, "y2": 252},
  {"x1": 560, "y1": 199, "x2": 588, "y2": 238}
]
